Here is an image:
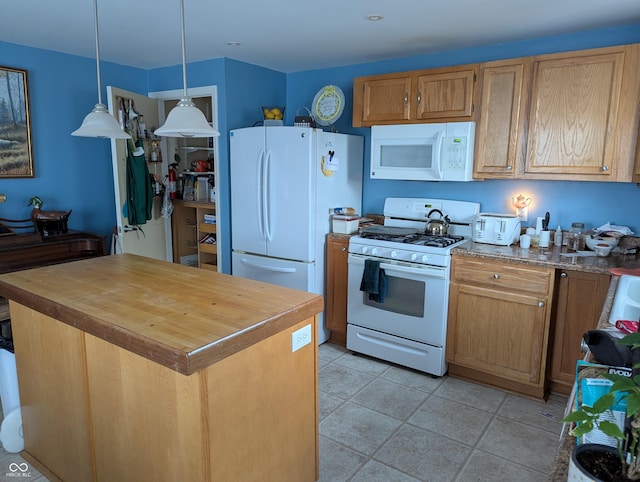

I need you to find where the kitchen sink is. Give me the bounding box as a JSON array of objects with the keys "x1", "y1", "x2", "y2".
[{"x1": 608, "y1": 275, "x2": 640, "y2": 325}]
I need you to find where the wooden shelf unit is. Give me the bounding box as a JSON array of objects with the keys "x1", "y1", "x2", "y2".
[{"x1": 171, "y1": 200, "x2": 217, "y2": 271}]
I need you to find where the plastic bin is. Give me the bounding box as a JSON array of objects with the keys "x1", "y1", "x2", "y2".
[
  {"x1": 0, "y1": 340, "x2": 23, "y2": 453},
  {"x1": 332, "y1": 215, "x2": 360, "y2": 234}
]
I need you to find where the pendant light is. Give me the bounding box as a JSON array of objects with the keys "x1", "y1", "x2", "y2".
[
  {"x1": 155, "y1": 0, "x2": 220, "y2": 138},
  {"x1": 72, "y1": 0, "x2": 131, "y2": 139}
]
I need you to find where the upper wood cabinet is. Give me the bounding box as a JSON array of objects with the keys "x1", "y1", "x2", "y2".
[
  {"x1": 524, "y1": 44, "x2": 640, "y2": 181},
  {"x1": 356, "y1": 43, "x2": 640, "y2": 182},
  {"x1": 353, "y1": 64, "x2": 478, "y2": 127},
  {"x1": 353, "y1": 74, "x2": 412, "y2": 125},
  {"x1": 633, "y1": 118, "x2": 640, "y2": 183},
  {"x1": 474, "y1": 58, "x2": 530, "y2": 178}
]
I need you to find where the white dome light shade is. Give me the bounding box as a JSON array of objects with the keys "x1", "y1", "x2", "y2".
[
  {"x1": 155, "y1": 0, "x2": 220, "y2": 139},
  {"x1": 72, "y1": 103, "x2": 132, "y2": 139},
  {"x1": 72, "y1": 0, "x2": 130, "y2": 140},
  {"x1": 154, "y1": 98, "x2": 220, "y2": 138}
]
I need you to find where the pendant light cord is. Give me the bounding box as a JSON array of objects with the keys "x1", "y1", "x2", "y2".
[
  {"x1": 180, "y1": 0, "x2": 188, "y2": 98},
  {"x1": 93, "y1": 0, "x2": 103, "y2": 106}
]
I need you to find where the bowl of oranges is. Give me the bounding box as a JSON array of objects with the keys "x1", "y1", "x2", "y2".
[{"x1": 262, "y1": 106, "x2": 285, "y2": 125}]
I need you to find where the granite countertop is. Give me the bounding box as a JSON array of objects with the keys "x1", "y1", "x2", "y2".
[{"x1": 452, "y1": 241, "x2": 640, "y2": 275}]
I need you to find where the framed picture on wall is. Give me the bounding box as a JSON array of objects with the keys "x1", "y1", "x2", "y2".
[{"x1": 0, "y1": 66, "x2": 34, "y2": 178}]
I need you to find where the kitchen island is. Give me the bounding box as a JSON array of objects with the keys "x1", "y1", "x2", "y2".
[{"x1": 0, "y1": 254, "x2": 323, "y2": 482}]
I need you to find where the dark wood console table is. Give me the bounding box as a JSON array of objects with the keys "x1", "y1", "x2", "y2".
[
  {"x1": 0, "y1": 231, "x2": 107, "y2": 275},
  {"x1": 0, "y1": 231, "x2": 107, "y2": 322}
]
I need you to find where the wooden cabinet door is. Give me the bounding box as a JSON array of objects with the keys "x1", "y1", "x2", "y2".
[
  {"x1": 415, "y1": 66, "x2": 477, "y2": 120},
  {"x1": 353, "y1": 75, "x2": 412, "y2": 126},
  {"x1": 325, "y1": 235, "x2": 349, "y2": 344},
  {"x1": 474, "y1": 59, "x2": 529, "y2": 178},
  {"x1": 448, "y1": 283, "x2": 550, "y2": 385},
  {"x1": 525, "y1": 47, "x2": 628, "y2": 178},
  {"x1": 352, "y1": 64, "x2": 477, "y2": 127},
  {"x1": 634, "y1": 121, "x2": 640, "y2": 183},
  {"x1": 447, "y1": 257, "x2": 554, "y2": 399},
  {"x1": 548, "y1": 270, "x2": 610, "y2": 394}
]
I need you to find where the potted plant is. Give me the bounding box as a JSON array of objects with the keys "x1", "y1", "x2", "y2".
[{"x1": 563, "y1": 331, "x2": 640, "y2": 481}]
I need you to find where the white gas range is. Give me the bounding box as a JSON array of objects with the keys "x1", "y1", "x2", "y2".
[{"x1": 346, "y1": 198, "x2": 480, "y2": 376}]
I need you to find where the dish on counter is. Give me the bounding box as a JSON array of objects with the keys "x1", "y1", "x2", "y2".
[
  {"x1": 585, "y1": 234, "x2": 619, "y2": 251},
  {"x1": 593, "y1": 244, "x2": 613, "y2": 257}
]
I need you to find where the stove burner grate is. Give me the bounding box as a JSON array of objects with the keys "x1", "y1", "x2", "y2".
[{"x1": 359, "y1": 231, "x2": 464, "y2": 248}]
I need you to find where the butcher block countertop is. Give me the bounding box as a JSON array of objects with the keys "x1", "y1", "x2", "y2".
[
  {"x1": 0, "y1": 253, "x2": 322, "y2": 481},
  {"x1": 0, "y1": 253, "x2": 323, "y2": 375}
]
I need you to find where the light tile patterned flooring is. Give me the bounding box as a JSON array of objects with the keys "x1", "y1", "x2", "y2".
[
  {"x1": 318, "y1": 342, "x2": 568, "y2": 482},
  {"x1": 0, "y1": 342, "x2": 568, "y2": 481}
]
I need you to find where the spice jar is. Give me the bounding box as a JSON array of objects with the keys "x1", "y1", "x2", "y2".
[{"x1": 567, "y1": 222, "x2": 585, "y2": 252}]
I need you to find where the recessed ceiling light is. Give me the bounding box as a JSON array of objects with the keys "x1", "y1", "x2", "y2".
[
  {"x1": 366, "y1": 14, "x2": 383, "y2": 21},
  {"x1": 227, "y1": 41, "x2": 241, "y2": 46}
]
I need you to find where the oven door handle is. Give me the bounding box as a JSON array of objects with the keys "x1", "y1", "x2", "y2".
[
  {"x1": 380, "y1": 263, "x2": 446, "y2": 279},
  {"x1": 348, "y1": 254, "x2": 446, "y2": 279}
]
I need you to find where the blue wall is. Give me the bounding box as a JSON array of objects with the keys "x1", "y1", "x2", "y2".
[
  {"x1": 287, "y1": 23, "x2": 640, "y2": 233},
  {"x1": 1, "y1": 22, "x2": 640, "y2": 274},
  {"x1": 0, "y1": 42, "x2": 146, "y2": 235}
]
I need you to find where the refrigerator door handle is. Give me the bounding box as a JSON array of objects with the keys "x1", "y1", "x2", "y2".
[
  {"x1": 238, "y1": 257, "x2": 296, "y2": 273},
  {"x1": 257, "y1": 148, "x2": 266, "y2": 240},
  {"x1": 264, "y1": 149, "x2": 273, "y2": 242}
]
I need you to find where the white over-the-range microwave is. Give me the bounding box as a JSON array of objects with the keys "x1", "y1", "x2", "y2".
[{"x1": 370, "y1": 121, "x2": 475, "y2": 182}]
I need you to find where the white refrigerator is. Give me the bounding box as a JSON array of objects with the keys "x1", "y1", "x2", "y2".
[{"x1": 230, "y1": 126, "x2": 364, "y2": 343}]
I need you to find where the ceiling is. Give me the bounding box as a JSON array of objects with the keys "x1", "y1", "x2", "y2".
[{"x1": 2, "y1": 0, "x2": 640, "y2": 73}]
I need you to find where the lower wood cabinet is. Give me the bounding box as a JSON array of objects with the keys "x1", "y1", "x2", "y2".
[
  {"x1": 548, "y1": 270, "x2": 611, "y2": 394},
  {"x1": 447, "y1": 256, "x2": 555, "y2": 399},
  {"x1": 325, "y1": 234, "x2": 350, "y2": 345}
]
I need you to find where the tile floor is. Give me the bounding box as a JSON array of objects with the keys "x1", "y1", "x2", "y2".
[
  {"x1": 0, "y1": 342, "x2": 569, "y2": 482},
  {"x1": 318, "y1": 342, "x2": 568, "y2": 482}
]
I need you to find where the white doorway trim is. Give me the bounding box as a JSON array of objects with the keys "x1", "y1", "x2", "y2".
[{"x1": 149, "y1": 86, "x2": 222, "y2": 270}]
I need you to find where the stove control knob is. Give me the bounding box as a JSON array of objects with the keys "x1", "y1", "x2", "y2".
[
  {"x1": 361, "y1": 246, "x2": 369, "y2": 254},
  {"x1": 421, "y1": 255, "x2": 430, "y2": 263},
  {"x1": 391, "y1": 250, "x2": 398, "y2": 258},
  {"x1": 410, "y1": 253, "x2": 418, "y2": 261},
  {"x1": 371, "y1": 248, "x2": 378, "y2": 256}
]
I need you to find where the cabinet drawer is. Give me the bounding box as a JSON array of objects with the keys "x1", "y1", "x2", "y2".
[{"x1": 452, "y1": 257, "x2": 552, "y2": 296}]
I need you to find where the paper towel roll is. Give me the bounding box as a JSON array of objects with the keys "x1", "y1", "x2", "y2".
[{"x1": 0, "y1": 408, "x2": 23, "y2": 453}]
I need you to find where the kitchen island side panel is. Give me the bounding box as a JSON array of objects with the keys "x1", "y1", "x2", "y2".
[
  {"x1": 85, "y1": 333, "x2": 207, "y2": 482},
  {"x1": 10, "y1": 302, "x2": 319, "y2": 482},
  {"x1": 208, "y1": 316, "x2": 318, "y2": 482},
  {"x1": 10, "y1": 302, "x2": 95, "y2": 482}
]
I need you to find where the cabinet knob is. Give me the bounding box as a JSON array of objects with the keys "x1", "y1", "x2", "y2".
[
  {"x1": 493, "y1": 274, "x2": 500, "y2": 279},
  {"x1": 560, "y1": 272, "x2": 567, "y2": 278},
  {"x1": 538, "y1": 301, "x2": 545, "y2": 307},
  {"x1": 601, "y1": 165, "x2": 609, "y2": 172},
  {"x1": 404, "y1": 92, "x2": 409, "y2": 105},
  {"x1": 506, "y1": 166, "x2": 513, "y2": 171},
  {"x1": 341, "y1": 247, "x2": 346, "y2": 252},
  {"x1": 417, "y1": 91, "x2": 421, "y2": 106}
]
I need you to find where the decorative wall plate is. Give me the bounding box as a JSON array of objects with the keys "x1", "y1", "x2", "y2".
[{"x1": 312, "y1": 85, "x2": 345, "y2": 126}]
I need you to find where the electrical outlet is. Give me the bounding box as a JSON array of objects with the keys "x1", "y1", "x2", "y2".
[
  {"x1": 291, "y1": 324, "x2": 312, "y2": 352},
  {"x1": 517, "y1": 207, "x2": 528, "y2": 222}
]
